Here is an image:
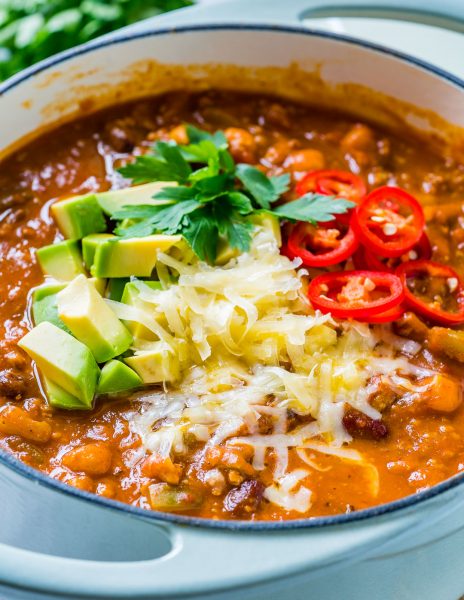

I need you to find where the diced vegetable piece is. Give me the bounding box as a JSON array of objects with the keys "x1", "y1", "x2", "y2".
[
  {"x1": 32, "y1": 285, "x2": 70, "y2": 333},
  {"x1": 97, "y1": 360, "x2": 142, "y2": 395},
  {"x1": 96, "y1": 182, "x2": 176, "y2": 216},
  {"x1": 90, "y1": 234, "x2": 182, "y2": 278},
  {"x1": 106, "y1": 278, "x2": 129, "y2": 301},
  {"x1": 120, "y1": 280, "x2": 163, "y2": 340},
  {"x1": 148, "y1": 483, "x2": 203, "y2": 512},
  {"x1": 423, "y1": 374, "x2": 463, "y2": 413},
  {"x1": 428, "y1": 327, "x2": 464, "y2": 362},
  {"x1": 215, "y1": 213, "x2": 281, "y2": 265},
  {"x1": 18, "y1": 322, "x2": 99, "y2": 408},
  {"x1": 51, "y1": 194, "x2": 107, "y2": 239},
  {"x1": 43, "y1": 378, "x2": 86, "y2": 411},
  {"x1": 125, "y1": 342, "x2": 180, "y2": 383},
  {"x1": 36, "y1": 240, "x2": 86, "y2": 281},
  {"x1": 32, "y1": 278, "x2": 106, "y2": 332},
  {"x1": 82, "y1": 234, "x2": 114, "y2": 269},
  {"x1": 57, "y1": 275, "x2": 132, "y2": 363},
  {"x1": 250, "y1": 212, "x2": 282, "y2": 246}
]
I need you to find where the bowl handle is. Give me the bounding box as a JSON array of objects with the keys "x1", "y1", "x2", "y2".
[
  {"x1": 122, "y1": 0, "x2": 464, "y2": 31},
  {"x1": 0, "y1": 498, "x2": 456, "y2": 599}
]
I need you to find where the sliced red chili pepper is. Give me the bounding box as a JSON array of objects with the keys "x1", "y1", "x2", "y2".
[
  {"x1": 353, "y1": 186, "x2": 425, "y2": 258},
  {"x1": 358, "y1": 232, "x2": 432, "y2": 272},
  {"x1": 285, "y1": 219, "x2": 359, "y2": 267},
  {"x1": 296, "y1": 169, "x2": 366, "y2": 203},
  {"x1": 308, "y1": 270, "x2": 404, "y2": 319},
  {"x1": 396, "y1": 260, "x2": 464, "y2": 326},
  {"x1": 357, "y1": 303, "x2": 406, "y2": 324}
]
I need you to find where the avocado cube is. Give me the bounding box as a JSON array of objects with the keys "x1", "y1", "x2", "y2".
[
  {"x1": 57, "y1": 275, "x2": 133, "y2": 363},
  {"x1": 97, "y1": 360, "x2": 142, "y2": 395},
  {"x1": 32, "y1": 284, "x2": 71, "y2": 334},
  {"x1": 96, "y1": 182, "x2": 176, "y2": 217},
  {"x1": 250, "y1": 213, "x2": 282, "y2": 247},
  {"x1": 82, "y1": 234, "x2": 114, "y2": 270},
  {"x1": 43, "y1": 378, "x2": 88, "y2": 411},
  {"x1": 106, "y1": 278, "x2": 130, "y2": 301},
  {"x1": 18, "y1": 322, "x2": 99, "y2": 408},
  {"x1": 90, "y1": 234, "x2": 182, "y2": 278},
  {"x1": 36, "y1": 240, "x2": 86, "y2": 281},
  {"x1": 125, "y1": 342, "x2": 180, "y2": 384},
  {"x1": 121, "y1": 280, "x2": 162, "y2": 341},
  {"x1": 32, "y1": 278, "x2": 107, "y2": 332},
  {"x1": 51, "y1": 194, "x2": 107, "y2": 239}
]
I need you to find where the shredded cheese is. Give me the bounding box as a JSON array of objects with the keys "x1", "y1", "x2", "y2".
[{"x1": 124, "y1": 226, "x2": 433, "y2": 511}]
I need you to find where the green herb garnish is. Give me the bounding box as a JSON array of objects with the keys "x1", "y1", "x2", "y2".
[
  {"x1": 0, "y1": 0, "x2": 193, "y2": 82},
  {"x1": 114, "y1": 125, "x2": 355, "y2": 262}
]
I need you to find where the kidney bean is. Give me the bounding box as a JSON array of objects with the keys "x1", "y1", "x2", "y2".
[
  {"x1": 343, "y1": 409, "x2": 388, "y2": 440},
  {"x1": 223, "y1": 479, "x2": 265, "y2": 516}
]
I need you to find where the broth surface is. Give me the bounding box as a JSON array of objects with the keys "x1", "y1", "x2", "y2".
[{"x1": 1, "y1": 91, "x2": 464, "y2": 520}]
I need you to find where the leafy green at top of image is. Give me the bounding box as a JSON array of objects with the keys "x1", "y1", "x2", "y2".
[{"x1": 0, "y1": 0, "x2": 193, "y2": 81}]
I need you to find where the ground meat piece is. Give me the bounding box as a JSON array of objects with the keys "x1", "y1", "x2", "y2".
[
  {"x1": 368, "y1": 376, "x2": 399, "y2": 412},
  {"x1": 343, "y1": 409, "x2": 388, "y2": 440},
  {"x1": 393, "y1": 311, "x2": 429, "y2": 343},
  {"x1": 223, "y1": 479, "x2": 265, "y2": 516},
  {"x1": 0, "y1": 190, "x2": 33, "y2": 210},
  {"x1": 0, "y1": 369, "x2": 29, "y2": 399},
  {"x1": 104, "y1": 117, "x2": 147, "y2": 152}
]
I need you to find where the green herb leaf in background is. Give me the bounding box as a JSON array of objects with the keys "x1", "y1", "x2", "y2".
[{"x1": 0, "y1": 0, "x2": 193, "y2": 82}]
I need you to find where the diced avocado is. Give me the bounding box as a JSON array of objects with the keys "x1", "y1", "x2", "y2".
[
  {"x1": 121, "y1": 280, "x2": 162, "y2": 305},
  {"x1": 121, "y1": 280, "x2": 162, "y2": 341},
  {"x1": 97, "y1": 360, "x2": 142, "y2": 395},
  {"x1": 43, "y1": 378, "x2": 87, "y2": 410},
  {"x1": 31, "y1": 278, "x2": 107, "y2": 332},
  {"x1": 250, "y1": 213, "x2": 282, "y2": 247},
  {"x1": 51, "y1": 194, "x2": 107, "y2": 239},
  {"x1": 90, "y1": 234, "x2": 182, "y2": 278},
  {"x1": 125, "y1": 342, "x2": 180, "y2": 384},
  {"x1": 82, "y1": 234, "x2": 114, "y2": 269},
  {"x1": 106, "y1": 277, "x2": 130, "y2": 301},
  {"x1": 215, "y1": 238, "x2": 239, "y2": 266},
  {"x1": 32, "y1": 285, "x2": 71, "y2": 333},
  {"x1": 57, "y1": 275, "x2": 133, "y2": 363},
  {"x1": 18, "y1": 322, "x2": 99, "y2": 408},
  {"x1": 36, "y1": 240, "x2": 86, "y2": 281},
  {"x1": 96, "y1": 182, "x2": 176, "y2": 216}
]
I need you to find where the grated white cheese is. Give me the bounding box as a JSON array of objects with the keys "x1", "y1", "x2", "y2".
[{"x1": 124, "y1": 227, "x2": 432, "y2": 511}]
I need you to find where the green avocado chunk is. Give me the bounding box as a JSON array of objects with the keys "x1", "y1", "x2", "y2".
[
  {"x1": 106, "y1": 278, "x2": 130, "y2": 302},
  {"x1": 90, "y1": 234, "x2": 182, "y2": 278},
  {"x1": 82, "y1": 234, "x2": 114, "y2": 270},
  {"x1": 125, "y1": 342, "x2": 180, "y2": 384},
  {"x1": 51, "y1": 194, "x2": 107, "y2": 239},
  {"x1": 32, "y1": 279, "x2": 107, "y2": 332},
  {"x1": 96, "y1": 182, "x2": 176, "y2": 217},
  {"x1": 120, "y1": 280, "x2": 162, "y2": 341},
  {"x1": 32, "y1": 284, "x2": 71, "y2": 333},
  {"x1": 36, "y1": 240, "x2": 86, "y2": 281},
  {"x1": 43, "y1": 378, "x2": 87, "y2": 410},
  {"x1": 18, "y1": 322, "x2": 99, "y2": 408},
  {"x1": 97, "y1": 360, "x2": 142, "y2": 395},
  {"x1": 57, "y1": 275, "x2": 133, "y2": 363}
]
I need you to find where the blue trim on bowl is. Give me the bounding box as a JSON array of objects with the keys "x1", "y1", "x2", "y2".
[{"x1": 1, "y1": 23, "x2": 464, "y2": 531}]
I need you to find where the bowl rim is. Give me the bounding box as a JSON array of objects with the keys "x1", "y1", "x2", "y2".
[{"x1": 1, "y1": 22, "x2": 464, "y2": 532}]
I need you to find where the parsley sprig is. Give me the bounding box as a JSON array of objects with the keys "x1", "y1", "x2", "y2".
[{"x1": 114, "y1": 125, "x2": 355, "y2": 262}]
